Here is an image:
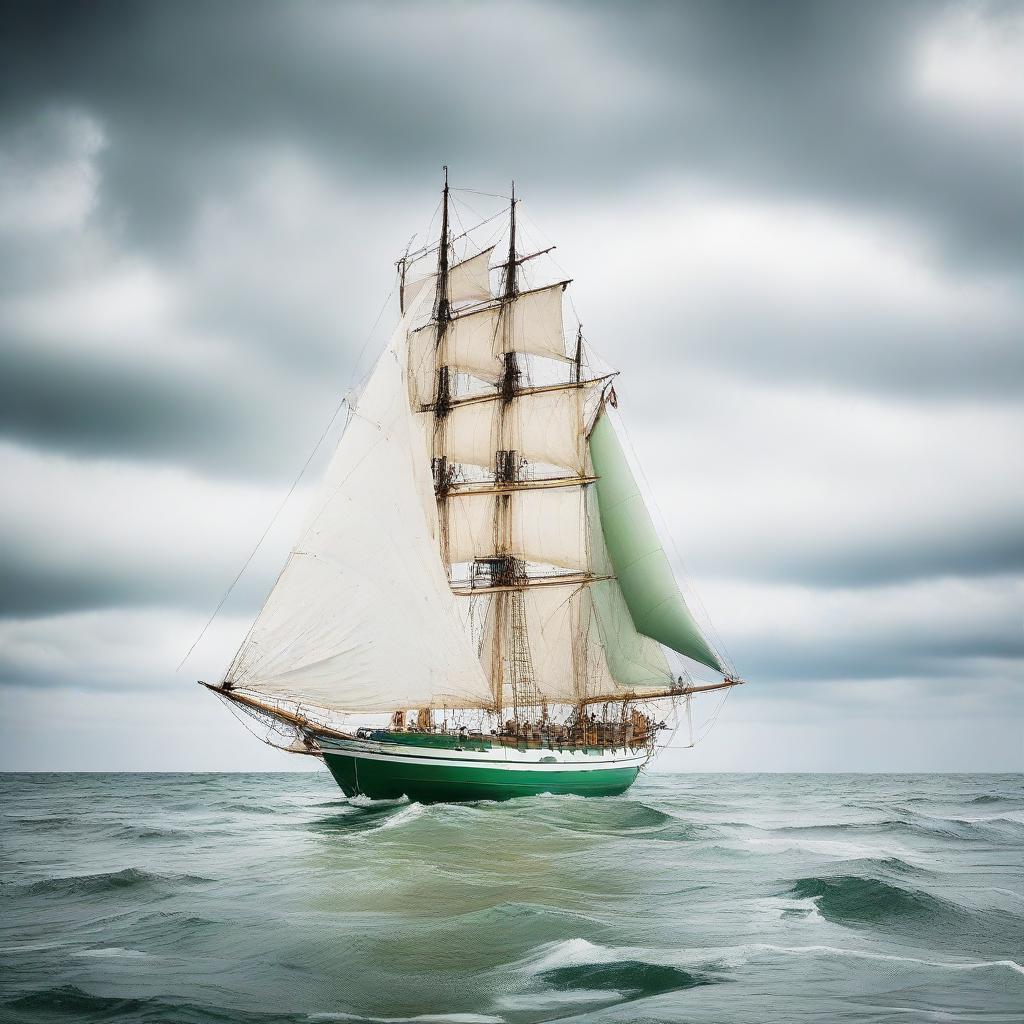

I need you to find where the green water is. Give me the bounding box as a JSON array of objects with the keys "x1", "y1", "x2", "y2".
[{"x1": 1, "y1": 772, "x2": 1022, "y2": 1022}]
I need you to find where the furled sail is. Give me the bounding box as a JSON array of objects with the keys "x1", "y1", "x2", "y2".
[
  {"x1": 223, "y1": 308, "x2": 495, "y2": 713},
  {"x1": 588, "y1": 411, "x2": 723, "y2": 673}
]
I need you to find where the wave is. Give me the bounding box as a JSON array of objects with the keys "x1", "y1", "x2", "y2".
[
  {"x1": 519, "y1": 937, "x2": 725, "y2": 979},
  {"x1": 773, "y1": 813, "x2": 1019, "y2": 844},
  {"x1": 111, "y1": 824, "x2": 192, "y2": 841},
  {"x1": 836, "y1": 855, "x2": 930, "y2": 877},
  {"x1": 373, "y1": 802, "x2": 428, "y2": 832},
  {"x1": 1, "y1": 985, "x2": 306, "y2": 1023},
  {"x1": 495, "y1": 988, "x2": 620, "y2": 1011},
  {"x1": 2, "y1": 985, "x2": 155, "y2": 1022},
  {"x1": 749, "y1": 944, "x2": 1024, "y2": 977},
  {"x1": 738, "y1": 835, "x2": 927, "y2": 866},
  {"x1": 218, "y1": 801, "x2": 281, "y2": 814},
  {"x1": 128, "y1": 910, "x2": 222, "y2": 942},
  {"x1": 7, "y1": 814, "x2": 79, "y2": 832},
  {"x1": 518, "y1": 936, "x2": 1024, "y2": 980},
  {"x1": 519, "y1": 799, "x2": 712, "y2": 843},
  {"x1": 19, "y1": 867, "x2": 212, "y2": 898},
  {"x1": 783, "y1": 875, "x2": 963, "y2": 927},
  {"x1": 73, "y1": 946, "x2": 152, "y2": 959},
  {"x1": 538, "y1": 959, "x2": 713, "y2": 1000},
  {"x1": 307, "y1": 801, "x2": 415, "y2": 835}
]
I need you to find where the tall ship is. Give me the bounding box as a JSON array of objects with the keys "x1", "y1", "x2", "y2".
[{"x1": 202, "y1": 172, "x2": 744, "y2": 802}]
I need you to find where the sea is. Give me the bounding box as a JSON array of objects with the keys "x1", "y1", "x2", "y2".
[{"x1": 1, "y1": 772, "x2": 1022, "y2": 1024}]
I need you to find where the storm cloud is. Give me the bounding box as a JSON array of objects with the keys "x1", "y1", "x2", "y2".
[{"x1": 0, "y1": 0, "x2": 1020, "y2": 770}]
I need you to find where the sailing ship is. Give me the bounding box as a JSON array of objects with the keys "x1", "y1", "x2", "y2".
[{"x1": 202, "y1": 171, "x2": 744, "y2": 802}]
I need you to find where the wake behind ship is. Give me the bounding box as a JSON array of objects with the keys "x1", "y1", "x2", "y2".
[{"x1": 202, "y1": 171, "x2": 744, "y2": 802}]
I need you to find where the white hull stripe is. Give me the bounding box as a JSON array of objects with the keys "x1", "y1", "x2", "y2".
[{"x1": 318, "y1": 741, "x2": 649, "y2": 773}]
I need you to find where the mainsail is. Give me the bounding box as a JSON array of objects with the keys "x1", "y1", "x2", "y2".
[
  {"x1": 223, "y1": 296, "x2": 494, "y2": 714},
  {"x1": 221, "y1": 173, "x2": 727, "y2": 721}
]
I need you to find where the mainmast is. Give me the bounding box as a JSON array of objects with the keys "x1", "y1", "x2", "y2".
[
  {"x1": 431, "y1": 167, "x2": 453, "y2": 494},
  {"x1": 490, "y1": 182, "x2": 543, "y2": 726}
]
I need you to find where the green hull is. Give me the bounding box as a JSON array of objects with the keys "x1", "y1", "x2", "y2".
[{"x1": 323, "y1": 751, "x2": 640, "y2": 803}]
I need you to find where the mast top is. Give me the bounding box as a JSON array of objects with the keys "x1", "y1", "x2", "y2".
[
  {"x1": 505, "y1": 180, "x2": 518, "y2": 301},
  {"x1": 435, "y1": 166, "x2": 451, "y2": 324}
]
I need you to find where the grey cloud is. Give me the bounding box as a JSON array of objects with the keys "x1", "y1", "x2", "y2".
[
  {"x1": 611, "y1": 0, "x2": 1022, "y2": 275},
  {"x1": 675, "y1": 308, "x2": 1023, "y2": 403},
  {"x1": 2, "y1": 1, "x2": 1019, "y2": 270},
  {"x1": 687, "y1": 514, "x2": 1024, "y2": 589},
  {"x1": 0, "y1": 0, "x2": 1020, "y2": 768},
  {"x1": 0, "y1": 336, "x2": 349, "y2": 478},
  {"x1": 0, "y1": 0, "x2": 1018, "y2": 479},
  {"x1": 735, "y1": 635, "x2": 1024, "y2": 687},
  {"x1": 0, "y1": 544, "x2": 275, "y2": 621}
]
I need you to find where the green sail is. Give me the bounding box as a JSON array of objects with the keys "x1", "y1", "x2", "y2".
[
  {"x1": 588, "y1": 413, "x2": 723, "y2": 674},
  {"x1": 586, "y1": 489, "x2": 674, "y2": 689}
]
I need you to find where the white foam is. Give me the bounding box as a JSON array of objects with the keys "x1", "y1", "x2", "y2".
[
  {"x1": 346, "y1": 795, "x2": 410, "y2": 809},
  {"x1": 988, "y1": 887, "x2": 1024, "y2": 903},
  {"x1": 738, "y1": 835, "x2": 925, "y2": 865},
  {"x1": 495, "y1": 990, "x2": 621, "y2": 1010},
  {"x1": 374, "y1": 803, "x2": 427, "y2": 832},
  {"x1": 957, "y1": 810, "x2": 1024, "y2": 825},
  {"x1": 735, "y1": 944, "x2": 1024, "y2": 977},
  {"x1": 754, "y1": 895, "x2": 826, "y2": 924},
  {"x1": 858, "y1": 1008, "x2": 960, "y2": 1020},
  {"x1": 74, "y1": 947, "x2": 151, "y2": 959},
  {"x1": 521, "y1": 938, "x2": 610, "y2": 975},
  {"x1": 516, "y1": 937, "x2": 1024, "y2": 979},
  {"x1": 0, "y1": 942, "x2": 66, "y2": 953},
  {"x1": 308, "y1": 1015, "x2": 504, "y2": 1023}
]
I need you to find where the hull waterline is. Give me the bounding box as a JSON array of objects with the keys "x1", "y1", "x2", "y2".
[{"x1": 318, "y1": 735, "x2": 648, "y2": 803}]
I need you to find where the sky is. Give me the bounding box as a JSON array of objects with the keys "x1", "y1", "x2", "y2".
[{"x1": 1, "y1": 0, "x2": 1021, "y2": 772}]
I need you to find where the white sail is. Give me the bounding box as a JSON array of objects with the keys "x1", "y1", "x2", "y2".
[
  {"x1": 444, "y1": 385, "x2": 597, "y2": 475},
  {"x1": 446, "y1": 486, "x2": 590, "y2": 570},
  {"x1": 511, "y1": 586, "x2": 584, "y2": 704},
  {"x1": 448, "y1": 246, "x2": 495, "y2": 306},
  {"x1": 445, "y1": 282, "x2": 570, "y2": 383},
  {"x1": 478, "y1": 584, "x2": 655, "y2": 705},
  {"x1": 469, "y1": 475, "x2": 677, "y2": 704},
  {"x1": 407, "y1": 324, "x2": 436, "y2": 408},
  {"x1": 402, "y1": 245, "x2": 494, "y2": 317},
  {"x1": 402, "y1": 273, "x2": 434, "y2": 315},
  {"x1": 225, "y1": 307, "x2": 494, "y2": 714}
]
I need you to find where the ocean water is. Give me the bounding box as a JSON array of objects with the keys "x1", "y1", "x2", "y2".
[{"x1": 1, "y1": 773, "x2": 1022, "y2": 1024}]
